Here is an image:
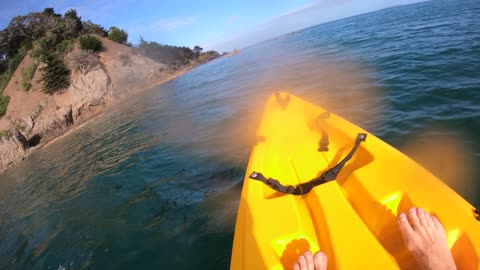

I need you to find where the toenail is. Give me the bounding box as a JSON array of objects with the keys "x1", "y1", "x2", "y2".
[
  {"x1": 315, "y1": 252, "x2": 326, "y2": 261},
  {"x1": 319, "y1": 254, "x2": 326, "y2": 261},
  {"x1": 398, "y1": 213, "x2": 407, "y2": 223},
  {"x1": 409, "y1": 207, "x2": 416, "y2": 213}
]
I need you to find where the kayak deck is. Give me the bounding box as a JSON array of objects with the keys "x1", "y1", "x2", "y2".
[{"x1": 231, "y1": 92, "x2": 480, "y2": 269}]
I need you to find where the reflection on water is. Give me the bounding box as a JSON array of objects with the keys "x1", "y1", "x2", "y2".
[{"x1": 1, "y1": 0, "x2": 480, "y2": 269}]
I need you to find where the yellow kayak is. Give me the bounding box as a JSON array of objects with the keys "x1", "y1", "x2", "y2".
[{"x1": 230, "y1": 92, "x2": 480, "y2": 269}]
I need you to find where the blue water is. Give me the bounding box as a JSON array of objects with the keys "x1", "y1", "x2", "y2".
[{"x1": 1, "y1": 0, "x2": 479, "y2": 269}]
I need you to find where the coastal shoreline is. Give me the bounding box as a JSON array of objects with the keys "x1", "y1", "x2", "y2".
[
  {"x1": 0, "y1": 37, "x2": 207, "y2": 175},
  {"x1": 37, "y1": 68, "x2": 190, "y2": 152}
]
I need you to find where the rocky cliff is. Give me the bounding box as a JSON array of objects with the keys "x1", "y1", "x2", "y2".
[{"x1": 0, "y1": 37, "x2": 185, "y2": 173}]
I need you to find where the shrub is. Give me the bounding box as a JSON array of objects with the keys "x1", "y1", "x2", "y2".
[
  {"x1": 108, "y1": 27, "x2": 128, "y2": 44},
  {"x1": 30, "y1": 47, "x2": 50, "y2": 62},
  {"x1": 63, "y1": 9, "x2": 83, "y2": 38},
  {"x1": 6, "y1": 49, "x2": 27, "y2": 73},
  {"x1": 83, "y1": 20, "x2": 108, "y2": 37},
  {"x1": 21, "y1": 80, "x2": 31, "y2": 91},
  {"x1": 40, "y1": 56, "x2": 70, "y2": 94},
  {"x1": 19, "y1": 63, "x2": 37, "y2": 92},
  {"x1": 0, "y1": 130, "x2": 12, "y2": 139},
  {"x1": 79, "y1": 35, "x2": 102, "y2": 52},
  {"x1": 0, "y1": 47, "x2": 27, "y2": 95},
  {"x1": 38, "y1": 34, "x2": 62, "y2": 52},
  {"x1": 23, "y1": 63, "x2": 37, "y2": 81},
  {"x1": 31, "y1": 36, "x2": 59, "y2": 62},
  {"x1": 0, "y1": 95, "x2": 10, "y2": 118},
  {"x1": 67, "y1": 50, "x2": 99, "y2": 74},
  {"x1": 56, "y1": 39, "x2": 74, "y2": 53},
  {"x1": 0, "y1": 71, "x2": 13, "y2": 95}
]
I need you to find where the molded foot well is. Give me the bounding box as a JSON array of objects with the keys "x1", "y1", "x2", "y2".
[
  {"x1": 340, "y1": 177, "x2": 418, "y2": 268},
  {"x1": 451, "y1": 232, "x2": 478, "y2": 270},
  {"x1": 305, "y1": 182, "x2": 398, "y2": 269}
]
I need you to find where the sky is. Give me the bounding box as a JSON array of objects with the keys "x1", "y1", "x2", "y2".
[{"x1": 0, "y1": 0, "x2": 424, "y2": 52}]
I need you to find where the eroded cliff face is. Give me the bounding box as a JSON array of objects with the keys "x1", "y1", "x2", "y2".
[
  {"x1": 0, "y1": 37, "x2": 172, "y2": 174},
  {"x1": 0, "y1": 130, "x2": 29, "y2": 171}
]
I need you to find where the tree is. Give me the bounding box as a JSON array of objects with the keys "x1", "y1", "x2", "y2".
[
  {"x1": 138, "y1": 36, "x2": 149, "y2": 47},
  {"x1": 108, "y1": 26, "x2": 128, "y2": 44},
  {"x1": 42, "y1": 8, "x2": 55, "y2": 16},
  {"x1": 67, "y1": 50, "x2": 99, "y2": 74},
  {"x1": 42, "y1": 8, "x2": 61, "y2": 21},
  {"x1": 193, "y1": 45, "x2": 203, "y2": 55},
  {"x1": 40, "y1": 55, "x2": 70, "y2": 94},
  {"x1": 83, "y1": 20, "x2": 108, "y2": 37},
  {"x1": 63, "y1": 9, "x2": 83, "y2": 38}
]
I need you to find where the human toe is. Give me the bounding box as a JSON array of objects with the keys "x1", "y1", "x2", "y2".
[
  {"x1": 313, "y1": 251, "x2": 327, "y2": 270},
  {"x1": 407, "y1": 207, "x2": 421, "y2": 229},
  {"x1": 398, "y1": 212, "x2": 414, "y2": 234},
  {"x1": 304, "y1": 251, "x2": 315, "y2": 270}
]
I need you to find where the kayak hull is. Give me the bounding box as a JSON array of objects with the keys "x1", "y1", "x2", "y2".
[{"x1": 230, "y1": 92, "x2": 480, "y2": 269}]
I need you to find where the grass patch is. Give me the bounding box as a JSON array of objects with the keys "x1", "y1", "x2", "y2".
[
  {"x1": 23, "y1": 63, "x2": 37, "y2": 81},
  {"x1": 21, "y1": 80, "x2": 32, "y2": 91},
  {"x1": 20, "y1": 63, "x2": 37, "y2": 91},
  {"x1": 0, "y1": 71, "x2": 13, "y2": 96},
  {"x1": 0, "y1": 96, "x2": 11, "y2": 118}
]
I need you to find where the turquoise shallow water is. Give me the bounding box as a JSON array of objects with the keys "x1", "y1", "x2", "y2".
[{"x1": 1, "y1": 0, "x2": 480, "y2": 269}]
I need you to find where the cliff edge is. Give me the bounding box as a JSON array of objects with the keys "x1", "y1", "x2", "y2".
[{"x1": 0, "y1": 37, "x2": 189, "y2": 173}]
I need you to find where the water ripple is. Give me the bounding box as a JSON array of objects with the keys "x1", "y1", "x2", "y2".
[{"x1": 1, "y1": 0, "x2": 480, "y2": 269}]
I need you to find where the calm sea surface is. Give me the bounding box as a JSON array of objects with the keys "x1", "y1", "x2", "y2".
[{"x1": 1, "y1": 0, "x2": 479, "y2": 269}]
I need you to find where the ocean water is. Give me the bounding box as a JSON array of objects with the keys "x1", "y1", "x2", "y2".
[{"x1": 1, "y1": 0, "x2": 479, "y2": 269}]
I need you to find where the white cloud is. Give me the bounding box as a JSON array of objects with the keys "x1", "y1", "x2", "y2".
[{"x1": 151, "y1": 17, "x2": 196, "y2": 32}]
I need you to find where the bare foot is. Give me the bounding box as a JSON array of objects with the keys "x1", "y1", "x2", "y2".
[
  {"x1": 293, "y1": 250, "x2": 327, "y2": 270},
  {"x1": 397, "y1": 207, "x2": 457, "y2": 270}
]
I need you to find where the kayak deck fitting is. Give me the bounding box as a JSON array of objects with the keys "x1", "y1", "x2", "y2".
[{"x1": 230, "y1": 92, "x2": 480, "y2": 269}]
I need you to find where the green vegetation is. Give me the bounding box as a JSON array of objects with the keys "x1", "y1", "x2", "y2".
[
  {"x1": 0, "y1": 7, "x2": 130, "y2": 112},
  {"x1": 21, "y1": 63, "x2": 37, "y2": 91},
  {"x1": 193, "y1": 45, "x2": 203, "y2": 55},
  {"x1": 83, "y1": 20, "x2": 108, "y2": 37},
  {"x1": 56, "y1": 39, "x2": 74, "y2": 53},
  {"x1": 0, "y1": 129, "x2": 12, "y2": 139},
  {"x1": 0, "y1": 41, "x2": 30, "y2": 114},
  {"x1": 0, "y1": 7, "x2": 220, "y2": 118},
  {"x1": 108, "y1": 27, "x2": 128, "y2": 44},
  {"x1": 40, "y1": 56, "x2": 70, "y2": 94},
  {"x1": 21, "y1": 80, "x2": 31, "y2": 91},
  {"x1": 79, "y1": 35, "x2": 102, "y2": 52},
  {"x1": 0, "y1": 96, "x2": 10, "y2": 118},
  {"x1": 63, "y1": 9, "x2": 83, "y2": 39},
  {"x1": 137, "y1": 36, "x2": 196, "y2": 69},
  {"x1": 137, "y1": 37, "x2": 220, "y2": 69},
  {"x1": 23, "y1": 63, "x2": 37, "y2": 80},
  {"x1": 0, "y1": 72, "x2": 12, "y2": 95}
]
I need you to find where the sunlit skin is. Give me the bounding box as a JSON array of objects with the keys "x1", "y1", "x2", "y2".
[{"x1": 293, "y1": 207, "x2": 457, "y2": 270}]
